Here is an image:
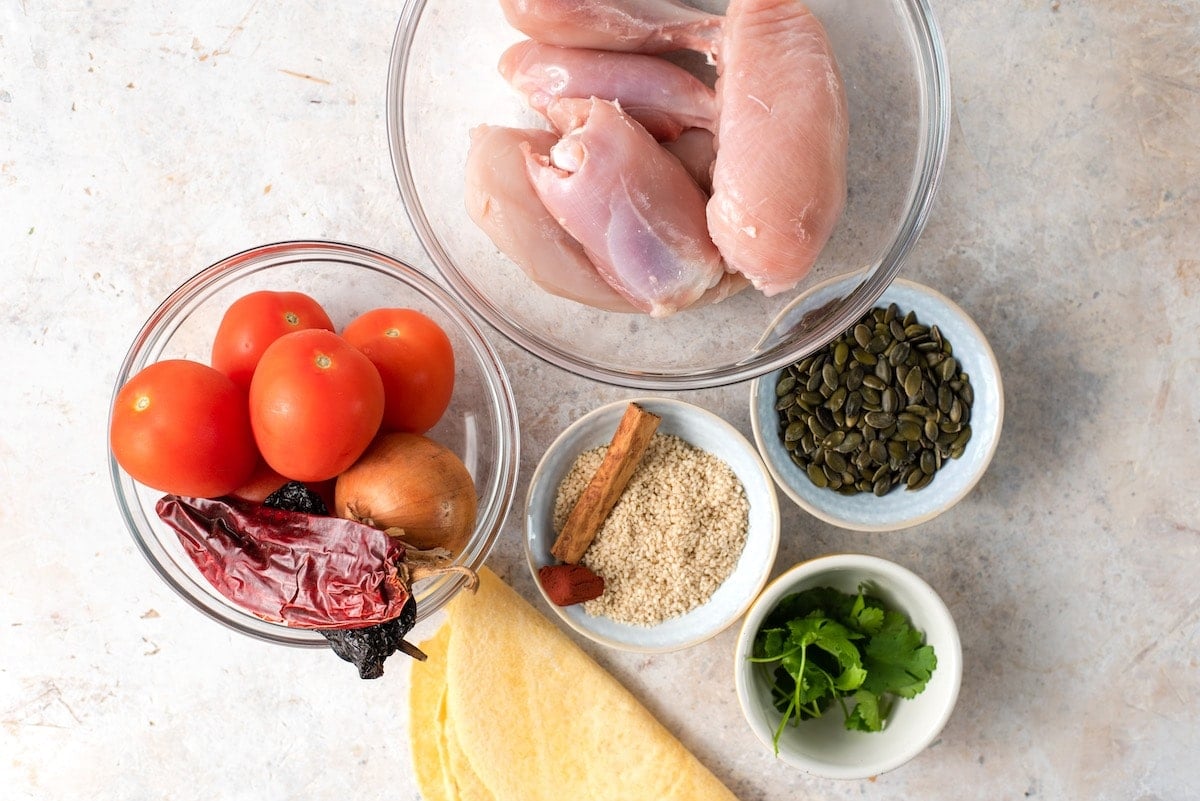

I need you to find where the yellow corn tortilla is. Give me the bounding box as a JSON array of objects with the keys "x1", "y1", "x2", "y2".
[
  {"x1": 442, "y1": 700, "x2": 496, "y2": 801},
  {"x1": 410, "y1": 624, "x2": 495, "y2": 801},
  {"x1": 409, "y1": 625, "x2": 453, "y2": 801},
  {"x1": 416, "y1": 567, "x2": 738, "y2": 801}
]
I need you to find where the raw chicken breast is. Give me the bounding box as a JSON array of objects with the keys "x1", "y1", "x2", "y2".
[
  {"x1": 498, "y1": 0, "x2": 722, "y2": 59},
  {"x1": 499, "y1": 40, "x2": 717, "y2": 141},
  {"x1": 526, "y1": 98, "x2": 725, "y2": 317},
  {"x1": 465, "y1": 125, "x2": 638, "y2": 313},
  {"x1": 706, "y1": 0, "x2": 849, "y2": 296}
]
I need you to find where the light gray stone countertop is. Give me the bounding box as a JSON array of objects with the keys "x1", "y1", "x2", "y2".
[{"x1": 2, "y1": 2, "x2": 1197, "y2": 799}]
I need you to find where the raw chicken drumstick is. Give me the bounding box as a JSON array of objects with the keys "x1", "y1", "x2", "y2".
[
  {"x1": 706, "y1": 0, "x2": 849, "y2": 296},
  {"x1": 498, "y1": 0, "x2": 722, "y2": 59}
]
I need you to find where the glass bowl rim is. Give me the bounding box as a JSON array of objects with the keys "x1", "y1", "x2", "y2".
[
  {"x1": 385, "y1": 0, "x2": 952, "y2": 390},
  {"x1": 108, "y1": 238, "x2": 521, "y2": 647}
]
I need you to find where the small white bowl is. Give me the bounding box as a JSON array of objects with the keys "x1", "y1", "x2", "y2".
[
  {"x1": 734, "y1": 554, "x2": 962, "y2": 779},
  {"x1": 525, "y1": 398, "x2": 780, "y2": 652},
  {"x1": 749, "y1": 277, "x2": 1003, "y2": 532}
]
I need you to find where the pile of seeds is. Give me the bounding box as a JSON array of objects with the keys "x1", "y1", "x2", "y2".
[
  {"x1": 552, "y1": 433, "x2": 749, "y2": 627},
  {"x1": 774, "y1": 303, "x2": 974, "y2": 496}
]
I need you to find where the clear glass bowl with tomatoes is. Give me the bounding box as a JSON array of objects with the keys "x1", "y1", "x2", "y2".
[{"x1": 108, "y1": 240, "x2": 520, "y2": 646}]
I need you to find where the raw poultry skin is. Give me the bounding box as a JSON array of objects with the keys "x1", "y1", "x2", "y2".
[
  {"x1": 498, "y1": 0, "x2": 723, "y2": 59},
  {"x1": 499, "y1": 39, "x2": 717, "y2": 141},
  {"x1": 526, "y1": 98, "x2": 727, "y2": 317},
  {"x1": 707, "y1": 0, "x2": 849, "y2": 296},
  {"x1": 464, "y1": 124, "x2": 638, "y2": 313}
]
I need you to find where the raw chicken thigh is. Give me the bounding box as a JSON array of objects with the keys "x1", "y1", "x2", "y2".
[
  {"x1": 498, "y1": 0, "x2": 722, "y2": 59},
  {"x1": 706, "y1": 0, "x2": 848, "y2": 296},
  {"x1": 525, "y1": 98, "x2": 726, "y2": 317},
  {"x1": 499, "y1": 40, "x2": 717, "y2": 141},
  {"x1": 465, "y1": 125, "x2": 638, "y2": 313}
]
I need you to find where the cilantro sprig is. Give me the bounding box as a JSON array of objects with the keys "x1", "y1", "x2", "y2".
[{"x1": 750, "y1": 585, "x2": 937, "y2": 751}]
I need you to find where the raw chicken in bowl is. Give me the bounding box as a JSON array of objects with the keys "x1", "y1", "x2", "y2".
[{"x1": 387, "y1": 0, "x2": 950, "y2": 389}]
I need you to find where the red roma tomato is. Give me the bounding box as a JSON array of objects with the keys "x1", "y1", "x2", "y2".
[
  {"x1": 110, "y1": 359, "x2": 258, "y2": 497},
  {"x1": 211, "y1": 290, "x2": 334, "y2": 390},
  {"x1": 249, "y1": 329, "x2": 385, "y2": 482},
  {"x1": 341, "y1": 308, "x2": 455, "y2": 434}
]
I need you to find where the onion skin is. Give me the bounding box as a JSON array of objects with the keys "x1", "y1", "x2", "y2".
[{"x1": 334, "y1": 432, "x2": 477, "y2": 557}]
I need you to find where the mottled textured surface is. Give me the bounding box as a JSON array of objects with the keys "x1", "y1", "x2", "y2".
[{"x1": 2, "y1": 1, "x2": 1198, "y2": 800}]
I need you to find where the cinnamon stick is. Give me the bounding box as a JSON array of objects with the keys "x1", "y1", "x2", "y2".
[{"x1": 551, "y1": 403, "x2": 662, "y2": 564}]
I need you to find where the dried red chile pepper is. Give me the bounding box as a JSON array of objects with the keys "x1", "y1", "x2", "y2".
[{"x1": 158, "y1": 494, "x2": 412, "y2": 629}]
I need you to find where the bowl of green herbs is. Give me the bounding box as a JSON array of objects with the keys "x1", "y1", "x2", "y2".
[{"x1": 733, "y1": 553, "x2": 962, "y2": 779}]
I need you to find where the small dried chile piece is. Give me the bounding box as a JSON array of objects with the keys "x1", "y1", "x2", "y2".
[
  {"x1": 262, "y1": 481, "x2": 328, "y2": 515},
  {"x1": 321, "y1": 596, "x2": 419, "y2": 680},
  {"x1": 538, "y1": 563, "x2": 605, "y2": 606}
]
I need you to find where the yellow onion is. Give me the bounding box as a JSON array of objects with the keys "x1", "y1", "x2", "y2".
[{"x1": 334, "y1": 432, "x2": 477, "y2": 557}]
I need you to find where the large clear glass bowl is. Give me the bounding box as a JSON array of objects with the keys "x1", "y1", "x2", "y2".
[
  {"x1": 386, "y1": 0, "x2": 950, "y2": 389},
  {"x1": 109, "y1": 241, "x2": 521, "y2": 646}
]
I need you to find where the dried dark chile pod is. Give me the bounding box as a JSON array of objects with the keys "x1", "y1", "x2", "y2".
[
  {"x1": 262, "y1": 481, "x2": 328, "y2": 515},
  {"x1": 321, "y1": 596, "x2": 421, "y2": 679}
]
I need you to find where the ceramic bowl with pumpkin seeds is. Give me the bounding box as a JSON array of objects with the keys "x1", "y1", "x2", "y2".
[{"x1": 749, "y1": 277, "x2": 1003, "y2": 532}]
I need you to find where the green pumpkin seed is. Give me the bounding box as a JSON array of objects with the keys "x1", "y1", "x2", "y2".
[
  {"x1": 800, "y1": 390, "x2": 824, "y2": 407},
  {"x1": 845, "y1": 390, "x2": 863, "y2": 419},
  {"x1": 834, "y1": 341, "x2": 850, "y2": 369},
  {"x1": 845, "y1": 366, "x2": 865, "y2": 391},
  {"x1": 896, "y1": 420, "x2": 923, "y2": 441},
  {"x1": 822, "y1": 363, "x2": 839, "y2": 391},
  {"x1": 807, "y1": 463, "x2": 828, "y2": 488},
  {"x1": 864, "y1": 410, "x2": 896, "y2": 429},
  {"x1": 939, "y1": 356, "x2": 958, "y2": 382},
  {"x1": 836, "y1": 431, "x2": 864, "y2": 453},
  {"x1": 825, "y1": 450, "x2": 849, "y2": 473},
  {"x1": 903, "y1": 368, "x2": 924, "y2": 400},
  {"x1": 822, "y1": 430, "x2": 847, "y2": 450},
  {"x1": 959, "y1": 382, "x2": 974, "y2": 406},
  {"x1": 852, "y1": 348, "x2": 877, "y2": 366},
  {"x1": 827, "y1": 386, "x2": 848, "y2": 411}
]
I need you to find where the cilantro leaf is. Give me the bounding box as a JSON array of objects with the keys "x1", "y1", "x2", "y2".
[
  {"x1": 845, "y1": 690, "x2": 885, "y2": 732},
  {"x1": 862, "y1": 610, "x2": 938, "y2": 699},
  {"x1": 848, "y1": 592, "x2": 885, "y2": 635}
]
